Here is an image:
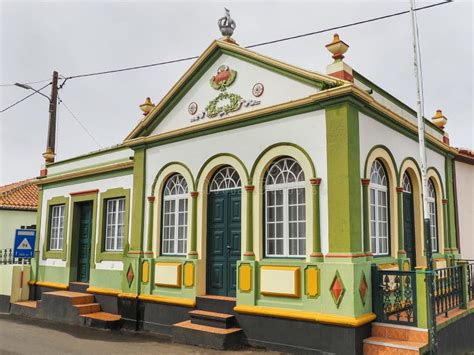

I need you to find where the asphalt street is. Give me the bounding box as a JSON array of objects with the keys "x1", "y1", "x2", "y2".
[{"x1": 0, "y1": 314, "x2": 276, "y2": 355}]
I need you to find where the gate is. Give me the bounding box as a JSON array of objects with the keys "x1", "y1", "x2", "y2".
[{"x1": 371, "y1": 265, "x2": 417, "y2": 326}]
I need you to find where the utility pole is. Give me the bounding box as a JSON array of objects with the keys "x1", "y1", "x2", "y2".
[
  {"x1": 42, "y1": 71, "x2": 58, "y2": 163},
  {"x1": 408, "y1": 0, "x2": 437, "y2": 353}
]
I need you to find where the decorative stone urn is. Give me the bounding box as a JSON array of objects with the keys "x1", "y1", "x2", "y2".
[
  {"x1": 325, "y1": 34, "x2": 349, "y2": 61},
  {"x1": 432, "y1": 109, "x2": 447, "y2": 129}
]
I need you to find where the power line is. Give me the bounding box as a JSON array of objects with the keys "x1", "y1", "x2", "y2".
[
  {"x1": 61, "y1": 0, "x2": 451, "y2": 81},
  {"x1": 57, "y1": 96, "x2": 102, "y2": 149},
  {"x1": 0, "y1": 83, "x2": 52, "y2": 113}
]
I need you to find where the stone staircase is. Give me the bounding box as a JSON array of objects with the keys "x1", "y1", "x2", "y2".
[
  {"x1": 363, "y1": 322, "x2": 429, "y2": 354},
  {"x1": 10, "y1": 283, "x2": 121, "y2": 330},
  {"x1": 172, "y1": 295, "x2": 242, "y2": 349}
]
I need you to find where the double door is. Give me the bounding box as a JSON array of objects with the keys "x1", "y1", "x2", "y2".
[{"x1": 206, "y1": 190, "x2": 241, "y2": 297}]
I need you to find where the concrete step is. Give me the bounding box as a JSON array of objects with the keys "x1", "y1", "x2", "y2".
[
  {"x1": 371, "y1": 322, "x2": 428, "y2": 343},
  {"x1": 195, "y1": 295, "x2": 236, "y2": 315},
  {"x1": 189, "y1": 309, "x2": 235, "y2": 329},
  {"x1": 68, "y1": 282, "x2": 89, "y2": 293},
  {"x1": 363, "y1": 336, "x2": 427, "y2": 354},
  {"x1": 10, "y1": 301, "x2": 38, "y2": 318},
  {"x1": 81, "y1": 312, "x2": 122, "y2": 330},
  {"x1": 42, "y1": 291, "x2": 95, "y2": 306},
  {"x1": 172, "y1": 320, "x2": 242, "y2": 350},
  {"x1": 74, "y1": 303, "x2": 101, "y2": 315}
]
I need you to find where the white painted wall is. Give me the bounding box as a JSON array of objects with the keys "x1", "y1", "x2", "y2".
[
  {"x1": 359, "y1": 113, "x2": 446, "y2": 188},
  {"x1": 354, "y1": 78, "x2": 443, "y2": 141},
  {"x1": 47, "y1": 147, "x2": 134, "y2": 176},
  {"x1": 39, "y1": 173, "x2": 134, "y2": 271},
  {"x1": 151, "y1": 53, "x2": 319, "y2": 136},
  {"x1": 0, "y1": 210, "x2": 37, "y2": 250},
  {"x1": 145, "y1": 110, "x2": 329, "y2": 254},
  {"x1": 455, "y1": 160, "x2": 474, "y2": 259}
]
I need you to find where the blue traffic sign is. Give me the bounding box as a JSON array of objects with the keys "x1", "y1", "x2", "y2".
[{"x1": 13, "y1": 229, "x2": 36, "y2": 258}]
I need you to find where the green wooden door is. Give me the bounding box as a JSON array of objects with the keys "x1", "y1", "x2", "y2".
[
  {"x1": 77, "y1": 202, "x2": 93, "y2": 282},
  {"x1": 207, "y1": 189, "x2": 241, "y2": 297},
  {"x1": 403, "y1": 192, "x2": 417, "y2": 268}
]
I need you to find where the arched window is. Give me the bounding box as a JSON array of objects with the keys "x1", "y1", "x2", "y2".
[
  {"x1": 370, "y1": 160, "x2": 390, "y2": 256},
  {"x1": 162, "y1": 174, "x2": 188, "y2": 255},
  {"x1": 209, "y1": 166, "x2": 241, "y2": 191},
  {"x1": 427, "y1": 179, "x2": 438, "y2": 252},
  {"x1": 402, "y1": 172, "x2": 412, "y2": 193},
  {"x1": 264, "y1": 157, "x2": 305, "y2": 257}
]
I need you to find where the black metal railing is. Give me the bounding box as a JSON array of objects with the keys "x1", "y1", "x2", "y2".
[
  {"x1": 0, "y1": 249, "x2": 31, "y2": 265},
  {"x1": 434, "y1": 265, "x2": 463, "y2": 317},
  {"x1": 372, "y1": 265, "x2": 417, "y2": 326},
  {"x1": 468, "y1": 262, "x2": 474, "y2": 302}
]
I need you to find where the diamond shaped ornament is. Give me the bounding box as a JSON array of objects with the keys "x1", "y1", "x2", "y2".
[
  {"x1": 127, "y1": 264, "x2": 134, "y2": 288},
  {"x1": 330, "y1": 271, "x2": 345, "y2": 307},
  {"x1": 359, "y1": 272, "x2": 368, "y2": 305}
]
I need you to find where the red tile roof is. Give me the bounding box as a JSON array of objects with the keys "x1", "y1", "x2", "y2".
[{"x1": 0, "y1": 179, "x2": 38, "y2": 211}]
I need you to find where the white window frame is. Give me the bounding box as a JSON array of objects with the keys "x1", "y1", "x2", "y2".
[
  {"x1": 427, "y1": 180, "x2": 438, "y2": 252},
  {"x1": 264, "y1": 158, "x2": 306, "y2": 258},
  {"x1": 209, "y1": 166, "x2": 241, "y2": 192},
  {"x1": 104, "y1": 197, "x2": 125, "y2": 252},
  {"x1": 369, "y1": 160, "x2": 390, "y2": 256},
  {"x1": 162, "y1": 174, "x2": 188, "y2": 255},
  {"x1": 49, "y1": 204, "x2": 65, "y2": 251}
]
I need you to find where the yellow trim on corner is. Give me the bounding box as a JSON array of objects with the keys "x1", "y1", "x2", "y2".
[
  {"x1": 86, "y1": 287, "x2": 121, "y2": 296},
  {"x1": 35, "y1": 281, "x2": 69, "y2": 290},
  {"x1": 234, "y1": 305, "x2": 376, "y2": 327},
  {"x1": 183, "y1": 262, "x2": 194, "y2": 288},
  {"x1": 138, "y1": 294, "x2": 195, "y2": 307}
]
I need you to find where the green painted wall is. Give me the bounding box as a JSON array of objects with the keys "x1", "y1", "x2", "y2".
[
  {"x1": 89, "y1": 269, "x2": 122, "y2": 290},
  {"x1": 325, "y1": 103, "x2": 363, "y2": 253},
  {"x1": 0, "y1": 210, "x2": 36, "y2": 250}
]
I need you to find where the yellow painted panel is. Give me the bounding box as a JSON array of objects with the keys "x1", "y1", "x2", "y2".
[
  {"x1": 155, "y1": 262, "x2": 182, "y2": 288},
  {"x1": 305, "y1": 267, "x2": 319, "y2": 297},
  {"x1": 239, "y1": 263, "x2": 252, "y2": 292},
  {"x1": 142, "y1": 261, "x2": 150, "y2": 283},
  {"x1": 184, "y1": 262, "x2": 194, "y2": 287},
  {"x1": 260, "y1": 265, "x2": 300, "y2": 298}
]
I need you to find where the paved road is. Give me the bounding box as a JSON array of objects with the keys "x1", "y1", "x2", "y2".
[{"x1": 0, "y1": 314, "x2": 276, "y2": 355}]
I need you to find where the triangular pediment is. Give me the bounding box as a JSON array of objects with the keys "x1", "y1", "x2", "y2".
[{"x1": 125, "y1": 40, "x2": 340, "y2": 140}]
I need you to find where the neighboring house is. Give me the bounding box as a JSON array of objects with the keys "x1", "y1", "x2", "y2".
[
  {"x1": 20, "y1": 27, "x2": 471, "y2": 353},
  {"x1": 0, "y1": 179, "x2": 38, "y2": 250},
  {"x1": 455, "y1": 149, "x2": 474, "y2": 260}
]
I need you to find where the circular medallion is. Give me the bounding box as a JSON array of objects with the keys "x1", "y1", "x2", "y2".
[
  {"x1": 252, "y1": 83, "x2": 264, "y2": 97},
  {"x1": 188, "y1": 102, "x2": 198, "y2": 115}
]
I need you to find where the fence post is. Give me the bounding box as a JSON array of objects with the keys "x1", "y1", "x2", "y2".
[
  {"x1": 415, "y1": 269, "x2": 429, "y2": 329},
  {"x1": 457, "y1": 261, "x2": 469, "y2": 309},
  {"x1": 371, "y1": 264, "x2": 379, "y2": 319}
]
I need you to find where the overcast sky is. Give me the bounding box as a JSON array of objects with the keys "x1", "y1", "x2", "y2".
[{"x1": 0, "y1": 0, "x2": 472, "y2": 185}]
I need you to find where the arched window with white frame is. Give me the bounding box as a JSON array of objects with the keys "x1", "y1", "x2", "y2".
[
  {"x1": 162, "y1": 174, "x2": 188, "y2": 255},
  {"x1": 427, "y1": 179, "x2": 438, "y2": 252},
  {"x1": 264, "y1": 157, "x2": 306, "y2": 257},
  {"x1": 369, "y1": 159, "x2": 390, "y2": 256}
]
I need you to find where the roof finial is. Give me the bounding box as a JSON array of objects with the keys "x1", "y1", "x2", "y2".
[
  {"x1": 218, "y1": 8, "x2": 237, "y2": 44},
  {"x1": 139, "y1": 97, "x2": 155, "y2": 116},
  {"x1": 432, "y1": 109, "x2": 448, "y2": 130},
  {"x1": 325, "y1": 33, "x2": 349, "y2": 62}
]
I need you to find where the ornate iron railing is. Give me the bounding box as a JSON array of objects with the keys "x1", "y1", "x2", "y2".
[
  {"x1": 0, "y1": 249, "x2": 31, "y2": 265},
  {"x1": 372, "y1": 265, "x2": 417, "y2": 326},
  {"x1": 468, "y1": 262, "x2": 474, "y2": 302},
  {"x1": 434, "y1": 265, "x2": 463, "y2": 317}
]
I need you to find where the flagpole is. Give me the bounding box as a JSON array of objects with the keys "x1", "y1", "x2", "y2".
[{"x1": 409, "y1": 0, "x2": 437, "y2": 352}]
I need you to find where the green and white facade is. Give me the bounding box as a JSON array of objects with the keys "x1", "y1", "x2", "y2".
[{"x1": 30, "y1": 37, "x2": 461, "y2": 353}]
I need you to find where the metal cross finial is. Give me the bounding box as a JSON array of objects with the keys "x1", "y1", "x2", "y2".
[{"x1": 218, "y1": 8, "x2": 236, "y2": 37}]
